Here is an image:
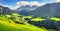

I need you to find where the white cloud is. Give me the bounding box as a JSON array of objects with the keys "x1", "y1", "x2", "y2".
[
  {"x1": 56, "y1": 0, "x2": 60, "y2": 2},
  {"x1": 13, "y1": 1, "x2": 46, "y2": 10},
  {"x1": 0, "y1": 3, "x2": 13, "y2": 10},
  {"x1": 17, "y1": 1, "x2": 45, "y2": 6}
]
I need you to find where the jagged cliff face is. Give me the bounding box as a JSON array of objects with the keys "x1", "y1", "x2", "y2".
[
  {"x1": 0, "y1": 5, "x2": 4, "y2": 14},
  {"x1": 0, "y1": 5, "x2": 12, "y2": 15}
]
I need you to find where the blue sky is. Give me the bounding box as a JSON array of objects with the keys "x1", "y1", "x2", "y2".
[
  {"x1": 0, "y1": 0, "x2": 55, "y2": 6},
  {"x1": 0, "y1": 0, "x2": 59, "y2": 10},
  {"x1": 0, "y1": 0, "x2": 41, "y2": 6}
]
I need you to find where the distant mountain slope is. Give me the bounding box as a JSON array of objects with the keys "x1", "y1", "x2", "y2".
[
  {"x1": 16, "y1": 2, "x2": 60, "y2": 17},
  {"x1": 16, "y1": 5, "x2": 38, "y2": 15},
  {"x1": 29, "y1": 2, "x2": 60, "y2": 17},
  {"x1": 17, "y1": 5, "x2": 37, "y2": 11}
]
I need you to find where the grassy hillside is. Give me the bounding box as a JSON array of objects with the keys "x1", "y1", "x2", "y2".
[
  {"x1": 0, "y1": 14, "x2": 56, "y2": 31},
  {"x1": 0, "y1": 21, "x2": 47, "y2": 31}
]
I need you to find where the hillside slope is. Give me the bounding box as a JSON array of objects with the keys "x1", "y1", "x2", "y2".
[{"x1": 0, "y1": 21, "x2": 48, "y2": 31}]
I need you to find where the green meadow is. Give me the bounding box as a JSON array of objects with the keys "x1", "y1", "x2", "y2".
[{"x1": 0, "y1": 13, "x2": 59, "y2": 31}]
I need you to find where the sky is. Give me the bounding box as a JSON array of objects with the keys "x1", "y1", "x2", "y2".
[{"x1": 0, "y1": 0, "x2": 60, "y2": 10}]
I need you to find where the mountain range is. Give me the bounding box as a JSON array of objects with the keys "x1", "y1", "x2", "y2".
[{"x1": 0, "y1": 2, "x2": 60, "y2": 17}]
